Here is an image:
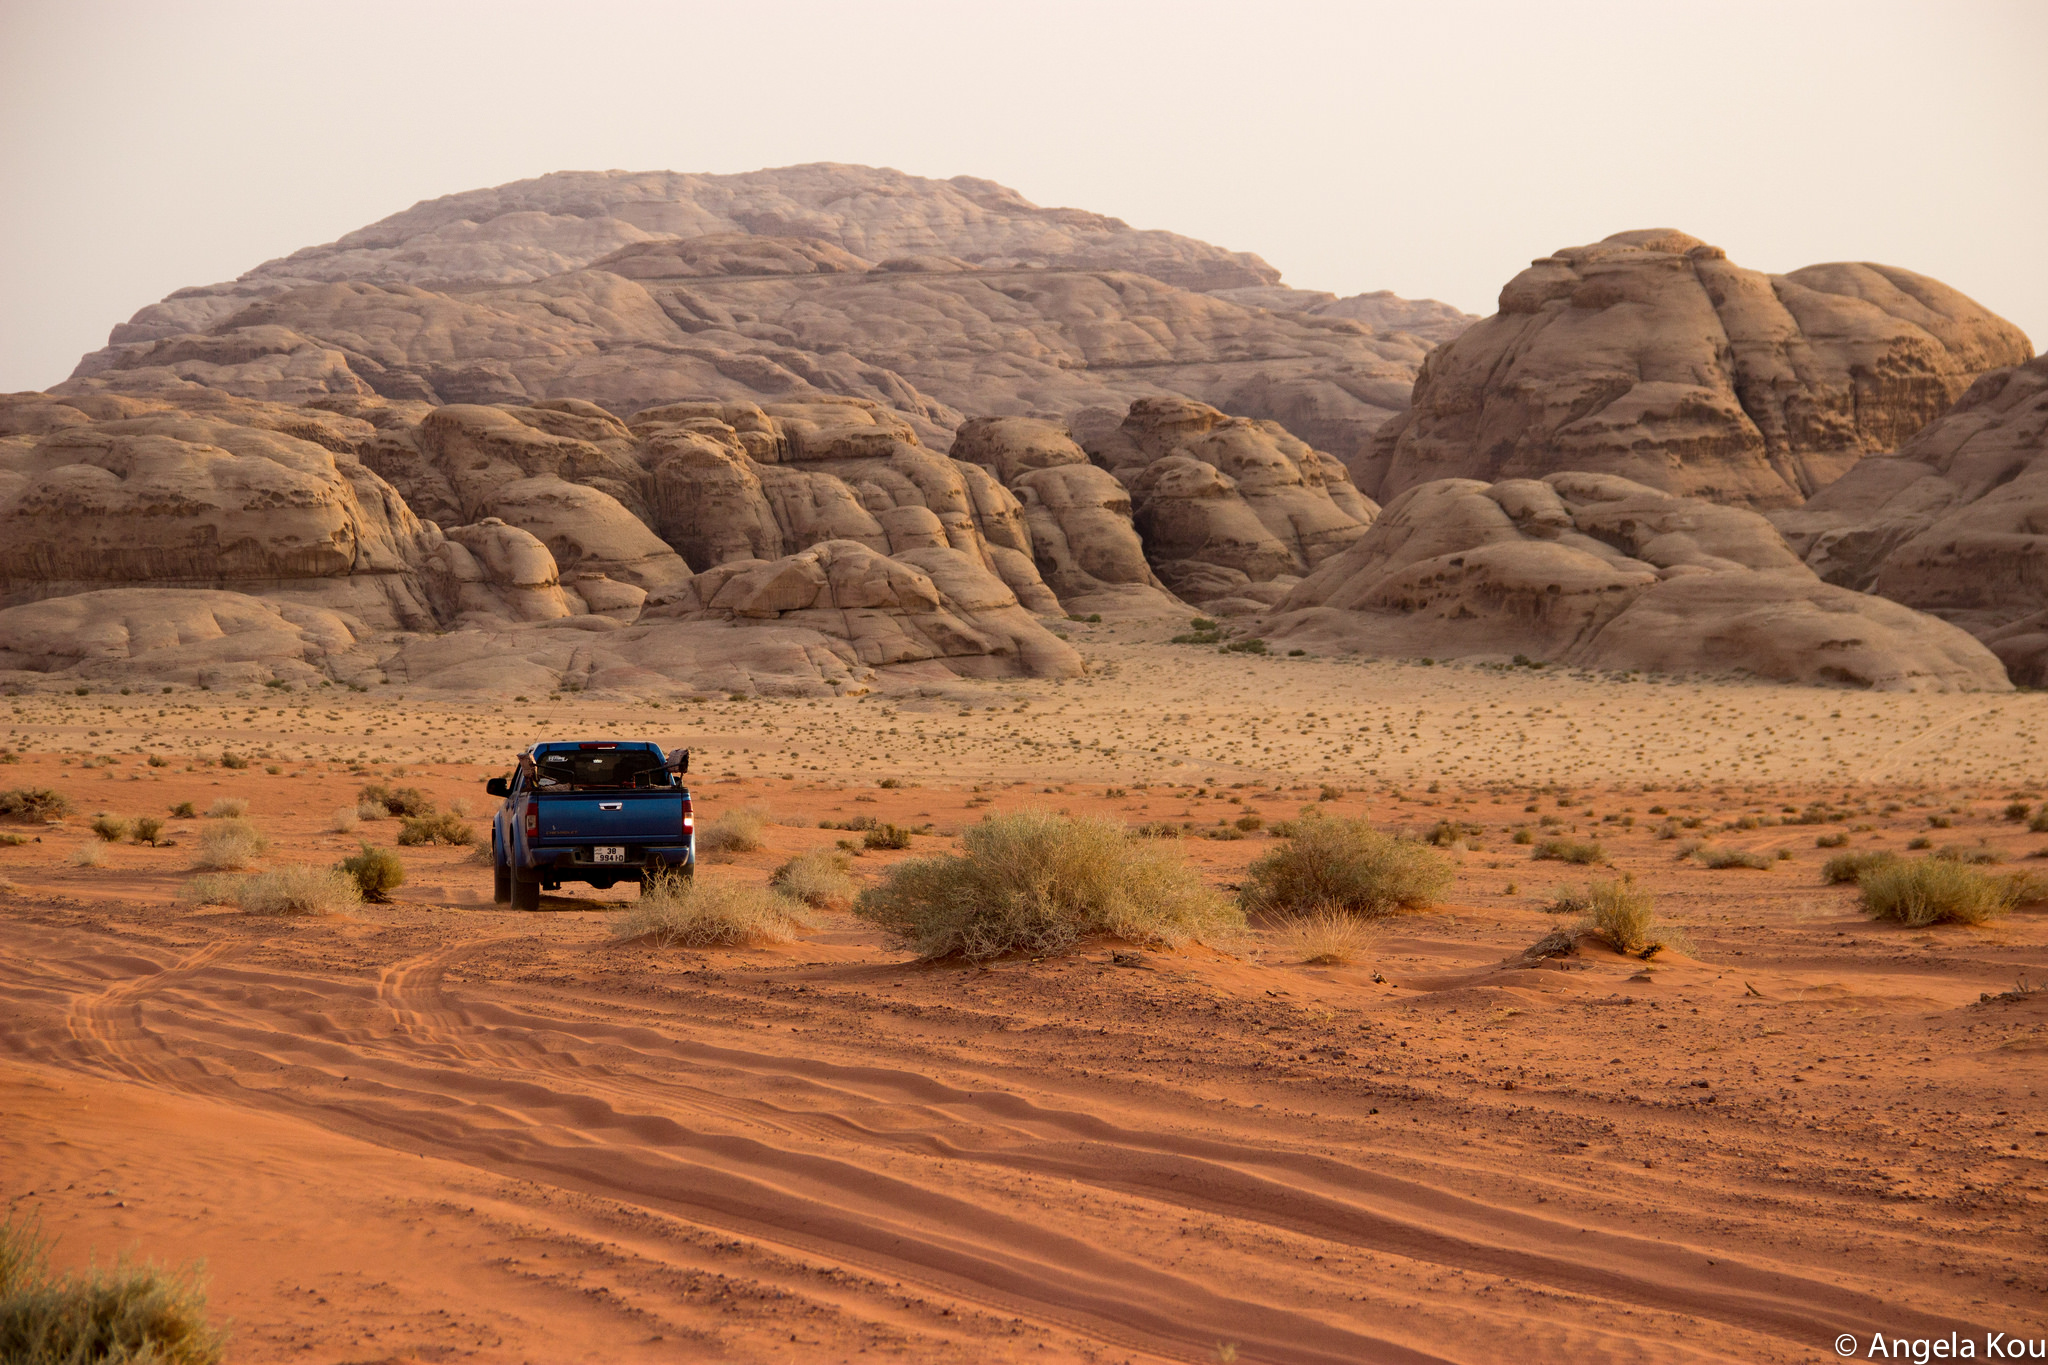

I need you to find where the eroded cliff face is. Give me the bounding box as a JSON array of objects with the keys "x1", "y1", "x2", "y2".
[
  {"x1": 1262, "y1": 472, "x2": 2012, "y2": 693},
  {"x1": 1773, "y1": 356, "x2": 2048, "y2": 685},
  {"x1": 1078, "y1": 398, "x2": 1379, "y2": 611},
  {"x1": 1366, "y1": 230, "x2": 2033, "y2": 509}
]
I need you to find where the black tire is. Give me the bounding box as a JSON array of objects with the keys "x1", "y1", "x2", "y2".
[
  {"x1": 492, "y1": 839, "x2": 511, "y2": 905},
  {"x1": 510, "y1": 869, "x2": 541, "y2": 912}
]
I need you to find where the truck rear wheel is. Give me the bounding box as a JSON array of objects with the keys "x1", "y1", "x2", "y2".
[{"x1": 511, "y1": 870, "x2": 541, "y2": 912}]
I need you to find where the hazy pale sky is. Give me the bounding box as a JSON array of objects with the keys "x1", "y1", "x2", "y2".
[{"x1": 2, "y1": 0, "x2": 2042, "y2": 393}]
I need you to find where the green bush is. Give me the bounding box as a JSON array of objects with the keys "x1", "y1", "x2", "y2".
[
  {"x1": 862, "y1": 823, "x2": 914, "y2": 851},
  {"x1": 396, "y1": 811, "x2": 475, "y2": 846},
  {"x1": 1241, "y1": 817, "x2": 1453, "y2": 918},
  {"x1": 1233, "y1": 813, "x2": 1263, "y2": 833},
  {"x1": 1859, "y1": 858, "x2": 2025, "y2": 927},
  {"x1": 0, "y1": 1210, "x2": 224, "y2": 1364},
  {"x1": 89, "y1": 814, "x2": 129, "y2": 843},
  {"x1": 1823, "y1": 850, "x2": 1898, "y2": 884},
  {"x1": 0, "y1": 789, "x2": 69, "y2": 823},
  {"x1": 338, "y1": 842, "x2": 405, "y2": 901},
  {"x1": 855, "y1": 810, "x2": 1240, "y2": 961},
  {"x1": 218, "y1": 750, "x2": 249, "y2": 770},
  {"x1": 1531, "y1": 838, "x2": 1604, "y2": 865},
  {"x1": 1221, "y1": 638, "x2": 1269, "y2": 655}
]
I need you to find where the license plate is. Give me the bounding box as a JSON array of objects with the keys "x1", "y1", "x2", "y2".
[{"x1": 592, "y1": 846, "x2": 625, "y2": 863}]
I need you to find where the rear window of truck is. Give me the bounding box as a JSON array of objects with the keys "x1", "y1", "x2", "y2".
[{"x1": 531, "y1": 748, "x2": 671, "y2": 790}]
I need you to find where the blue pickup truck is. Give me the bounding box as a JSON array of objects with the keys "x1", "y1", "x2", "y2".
[{"x1": 485, "y1": 741, "x2": 694, "y2": 910}]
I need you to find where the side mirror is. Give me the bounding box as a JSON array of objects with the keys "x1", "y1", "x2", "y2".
[{"x1": 485, "y1": 776, "x2": 509, "y2": 798}]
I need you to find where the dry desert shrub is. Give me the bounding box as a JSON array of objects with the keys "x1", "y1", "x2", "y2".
[
  {"x1": 861, "y1": 823, "x2": 914, "y2": 851},
  {"x1": 202, "y1": 798, "x2": 247, "y2": 820},
  {"x1": 397, "y1": 812, "x2": 475, "y2": 846},
  {"x1": 69, "y1": 842, "x2": 106, "y2": 869},
  {"x1": 0, "y1": 1210, "x2": 225, "y2": 1365},
  {"x1": 330, "y1": 806, "x2": 360, "y2": 834},
  {"x1": 1700, "y1": 846, "x2": 1772, "y2": 870},
  {"x1": 338, "y1": 843, "x2": 404, "y2": 902},
  {"x1": 193, "y1": 818, "x2": 266, "y2": 870},
  {"x1": 1278, "y1": 908, "x2": 1377, "y2": 965},
  {"x1": 1824, "y1": 850, "x2": 1899, "y2": 884},
  {"x1": 1531, "y1": 837, "x2": 1605, "y2": 865},
  {"x1": 1580, "y1": 879, "x2": 1664, "y2": 955},
  {"x1": 1859, "y1": 858, "x2": 2025, "y2": 927},
  {"x1": 89, "y1": 814, "x2": 129, "y2": 843},
  {"x1": 698, "y1": 806, "x2": 768, "y2": 858},
  {"x1": 613, "y1": 873, "x2": 813, "y2": 948},
  {"x1": 0, "y1": 788, "x2": 69, "y2": 823},
  {"x1": 132, "y1": 816, "x2": 164, "y2": 847},
  {"x1": 855, "y1": 810, "x2": 1240, "y2": 961},
  {"x1": 359, "y1": 783, "x2": 434, "y2": 817},
  {"x1": 770, "y1": 849, "x2": 859, "y2": 910},
  {"x1": 354, "y1": 798, "x2": 386, "y2": 821},
  {"x1": 236, "y1": 864, "x2": 361, "y2": 916},
  {"x1": 178, "y1": 873, "x2": 244, "y2": 906},
  {"x1": 1243, "y1": 817, "x2": 1453, "y2": 918}
]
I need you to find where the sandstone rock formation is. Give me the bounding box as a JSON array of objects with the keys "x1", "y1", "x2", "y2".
[
  {"x1": 62, "y1": 166, "x2": 1439, "y2": 470},
  {"x1": 1078, "y1": 399, "x2": 1379, "y2": 609},
  {"x1": 1261, "y1": 472, "x2": 2009, "y2": 692},
  {"x1": 0, "y1": 389, "x2": 1085, "y2": 693},
  {"x1": 1203, "y1": 286, "x2": 1478, "y2": 345},
  {"x1": 948, "y1": 416, "x2": 1177, "y2": 613},
  {"x1": 1773, "y1": 356, "x2": 2048, "y2": 684},
  {"x1": 1365, "y1": 230, "x2": 2033, "y2": 509}
]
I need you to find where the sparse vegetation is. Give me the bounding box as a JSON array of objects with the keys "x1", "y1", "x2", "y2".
[
  {"x1": 1824, "y1": 850, "x2": 1899, "y2": 884},
  {"x1": 769, "y1": 849, "x2": 859, "y2": 910},
  {"x1": 0, "y1": 789, "x2": 69, "y2": 823},
  {"x1": 1578, "y1": 878, "x2": 1667, "y2": 955},
  {"x1": 338, "y1": 842, "x2": 405, "y2": 902},
  {"x1": 330, "y1": 806, "x2": 360, "y2": 833},
  {"x1": 236, "y1": 864, "x2": 361, "y2": 916},
  {"x1": 862, "y1": 823, "x2": 914, "y2": 850},
  {"x1": 1859, "y1": 858, "x2": 2027, "y2": 927},
  {"x1": 1815, "y1": 831, "x2": 1849, "y2": 848},
  {"x1": 396, "y1": 812, "x2": 475, "y2": 846},
  {"x1": 855, "y1": 810, "x2": 1241, "y2": 961},
  {"x1": 613, "y1": 873, "x2": 814, "y2": 948},
  {"x1": 1241, "y1": 817, "x2": 1453, "y2": 918},
  {"x1": 0, "y1": 1209, "x2": 225, "y2": 1364},
  {"x1": 360, "y1": 784, "x2": 434, "y2": 817},
  {"x1": 89, "y1": 814, "x2": 129, "y2": 843},
  {"x1": 1531, "y1": 837, "x2": 1604, "y2": 865},
  {"x1": 2031, "y1": 806, "x2": 2048, "y2": 834},
  {"x1": 202, "y1": 798, "x2": 246, "y2": 819},
  {"x1": 698, "y1": 806, "x2": 768, "y2": 857},
  {"x1": 132, "y1": 816, "x2": 164, "y2": 847},
  {"x1": 2004, "y1": 801, "x2": 2033, "y2": 822},
  {"x1": 168, "y1": 802, "x2": 196, "y2": 819},
  {"x1": 193, "y1": 818, "x2": 266, "y2": 870},
  {"x1": 69, "y1": 842, "x2": 106, "y2": 868},
  {"x1": 1544, "y1": 885, "x2": 1593, "y2": 915},
  {"x1": 1278, "y1": 909, "x2": 1377, "y2": 965},
  {"x1": 178, "y1": 873, "x2": 244, "y2": 906},
  {"x1": 1700, "y1": 846, "x2": 1772, "y2": 870},
  {"x1": 219, "y1": 750, "x2": 249, "y2": 769}
]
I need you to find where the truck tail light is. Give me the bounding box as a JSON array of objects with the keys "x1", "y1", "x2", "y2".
[
  {"x1": 523, "y1": 807, "x2": 537, "y2": 836},
  {"x1": 682, "y1": 799, "x2": 694, "y2": 838}
]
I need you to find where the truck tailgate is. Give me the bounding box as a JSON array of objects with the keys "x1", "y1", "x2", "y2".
[{"x1": 534, "y1": 793, "x2": 683, "y2": 843}]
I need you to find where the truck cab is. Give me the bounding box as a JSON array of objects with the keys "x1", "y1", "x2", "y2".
[{"x1": 487, "y1": 741, "x2": 693, "y2": 911}]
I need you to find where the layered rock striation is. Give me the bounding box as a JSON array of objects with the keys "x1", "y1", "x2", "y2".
[
  {"x1": 1774, "y1": 356, "x2": 2048, "y2": 684},
  {"x1": 1366, "y1": 230, "x2": 2032, "y2": 509},
  {"x1": 1261, "y1": 472, "x2": 2009, "y2": 692}
]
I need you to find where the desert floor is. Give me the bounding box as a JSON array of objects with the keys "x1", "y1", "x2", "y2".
[{"x1": 4, "y1": 635, "x2": 2048, "y2": 1363}]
